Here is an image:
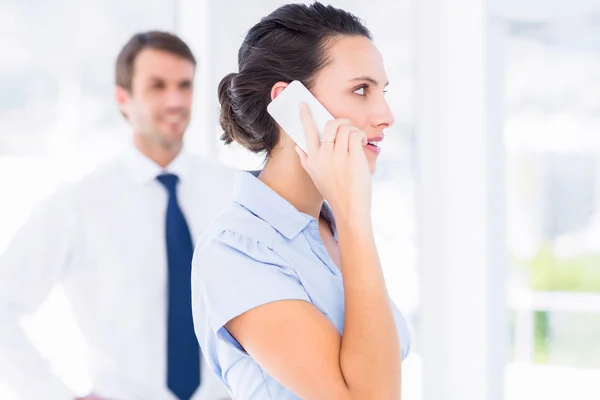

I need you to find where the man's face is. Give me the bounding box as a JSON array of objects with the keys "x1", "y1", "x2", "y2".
[{"x1": 117, "y1": 48, "x2": 195, "y2": 149}]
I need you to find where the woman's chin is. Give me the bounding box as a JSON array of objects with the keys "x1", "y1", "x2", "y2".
[
  {"x1": 368, "y1": 160, "x2": 377, "y2": 175},
  {"x1": 365, "y1": 149, "x2": 378, "y2": 175}
]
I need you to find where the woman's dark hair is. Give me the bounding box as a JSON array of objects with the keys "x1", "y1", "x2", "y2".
[{"x1": 218, "y1": 2, "x2": 371, "y2": 155}]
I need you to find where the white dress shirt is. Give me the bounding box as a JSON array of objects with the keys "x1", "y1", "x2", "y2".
[{"x1": 0, "y1": 144, "x2": 235, "y2": 400}]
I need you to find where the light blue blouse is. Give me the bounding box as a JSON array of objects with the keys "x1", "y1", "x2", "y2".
[{"x1": 191, "y1": 171, "x2": 411, "y2": 399}]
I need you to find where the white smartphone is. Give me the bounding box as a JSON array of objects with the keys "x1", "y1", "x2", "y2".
[{"x1": 266, "y1": 80, "x2": 334, "y2": 153}]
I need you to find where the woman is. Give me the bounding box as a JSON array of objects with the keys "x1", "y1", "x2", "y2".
[{"x1": 192, "y1": 2, "x2": 411, "y2": 399}]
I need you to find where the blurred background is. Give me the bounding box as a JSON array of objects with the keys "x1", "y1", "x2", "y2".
[{"x1": 1, "y1": 0, "x2": 599, "y2": 399}]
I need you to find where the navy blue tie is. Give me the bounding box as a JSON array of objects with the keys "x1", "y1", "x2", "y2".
[{"x1": 157, "y1": 173, "x2": 200, "y2": 400}]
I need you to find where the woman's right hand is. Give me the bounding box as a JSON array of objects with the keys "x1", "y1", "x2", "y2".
[{"x1": 296, "y1": 102, "x2": 372, "y2": 225}]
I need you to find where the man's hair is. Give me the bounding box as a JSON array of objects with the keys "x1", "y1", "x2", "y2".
[{"x1": 115, "y1": 31, "x2": 196, "y2": 92}]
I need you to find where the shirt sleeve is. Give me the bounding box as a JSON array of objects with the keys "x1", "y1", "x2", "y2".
[
  {"x1": 0, "y1": 186, "x2": 78, "y2": 399},
  {"x1": 192, "y1": 229, "x2": 311, "y2": 354}
]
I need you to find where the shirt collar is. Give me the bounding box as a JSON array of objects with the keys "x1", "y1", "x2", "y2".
[
  {"x1": 121, "y1": 143, "x2": 191, "y2": 185},
  {"x1": 233, "y1": 171, "x2": 314, "y2": 240}
]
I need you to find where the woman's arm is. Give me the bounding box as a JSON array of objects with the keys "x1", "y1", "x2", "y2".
[{"x1": 336, "y1": 217, "x2": 401, "y2": 399}]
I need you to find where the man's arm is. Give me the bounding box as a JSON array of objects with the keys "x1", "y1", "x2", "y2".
[{"x1": 0, "y1": 188, "x2": 79, "y2": 399}]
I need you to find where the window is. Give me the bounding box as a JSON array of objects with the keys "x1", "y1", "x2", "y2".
[{"x1": 505, "y1": 16, "x2": 600, "y2": 400}]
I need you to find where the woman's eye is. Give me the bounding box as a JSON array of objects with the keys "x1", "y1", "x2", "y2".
[{"x1": 353, "y1": 86, "x2": 366, "y2": 96}]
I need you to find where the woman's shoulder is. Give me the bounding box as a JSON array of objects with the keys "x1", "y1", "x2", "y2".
[
  {"x1": 194, "y1": 202, "x2": 283, "y2": 264},
  {"x1": 191, "y1": 202, "x2": 303, "y2": 295}
]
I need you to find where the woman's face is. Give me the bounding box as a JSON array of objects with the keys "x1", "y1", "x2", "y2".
[{"x1": 311, "y1": 35, "x2": 394, "y2": 174}]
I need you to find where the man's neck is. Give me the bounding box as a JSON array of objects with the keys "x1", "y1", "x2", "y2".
[{"x1": 133, "y1": 135, "x2": 182, "y2": 168}]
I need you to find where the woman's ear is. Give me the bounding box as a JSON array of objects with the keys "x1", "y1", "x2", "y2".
[{"x1": 270, "y1": 81, "x2": 289, "y2": 101}]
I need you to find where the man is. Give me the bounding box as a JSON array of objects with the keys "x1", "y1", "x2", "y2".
[{"x1": 0, "y1": 31, "x2": 233, "y2": 400}]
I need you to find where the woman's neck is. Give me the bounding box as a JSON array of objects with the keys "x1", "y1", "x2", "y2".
[{"x1": 258, "y1": 145, "x2": 323, "y2": 220}]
